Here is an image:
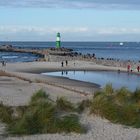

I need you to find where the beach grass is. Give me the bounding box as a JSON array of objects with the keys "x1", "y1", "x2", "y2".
[
  {"x1": 0, "y1": 102, "x2": 13, "y2": 124},
  {"x1": 1, "y1": 85, "x2": 140, "y2": 136},
  {"x1": 90, "y1": 84, "x2": 140, "y2": 127},
  {"x1": 1, "y1": 89, "x2": 85, "y2": 135},
  {"x1": 76, "y1": 99, "x2": 91, "y2": 113},
  {"x1": 56, "y1": 97, "x2": 76, "y2": 112}
]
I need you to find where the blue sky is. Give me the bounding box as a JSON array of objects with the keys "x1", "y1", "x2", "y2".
[{"x1": 0, "y1": 0, "x2": 140, "y2": 41}]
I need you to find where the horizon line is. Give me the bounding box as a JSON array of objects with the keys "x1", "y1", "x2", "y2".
[{"x1": 0, "y1": 41, "x2": 140, "y2": 43}]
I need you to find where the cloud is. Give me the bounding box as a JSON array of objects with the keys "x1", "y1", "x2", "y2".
[
  {"x1": 0, "y1": 0, "x2": 140, "y2": 9},
  {"x1": 1, "y1": 25, "x2": 140, "y2": 38},
  {"x1": 1, "y1": 25, "x2": 140, "y2": 35},
  {"x1": 0, "y1": 25, "x2": 89, "y2": 34},
  {"x1": 1, "y1": 26, "x2": 140, "y2": 41},
  {"x1": 96, "y1": 27, "x2": 140, "y2": 35}
]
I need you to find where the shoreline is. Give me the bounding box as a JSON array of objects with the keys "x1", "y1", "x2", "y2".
[
  {"x1": 1, "y1": 60, "x2": 139, "y2": 85},
  {"x1": 1, "y1": 60, "x2": 140, "y2": 94},
  {"x1": 4, "y1": 60, "x2": 140, "y2": 76}
]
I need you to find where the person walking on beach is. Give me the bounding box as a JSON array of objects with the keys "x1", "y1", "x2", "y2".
[
  {"x1": 66, "y1": 60, "x2": 68, "y2": 66},
  {"x1": 137, "y1": 66, "x2": 140, "y2": 72},
  {"x1": 2, "y1": 60, "x2": 5, "y2": 67},
  {"x1": 61, "y1": 61, "x2": 64, "y2": 67},
  {"x1": 127, "y1": 65, "x2": 130, "y2": 72}
]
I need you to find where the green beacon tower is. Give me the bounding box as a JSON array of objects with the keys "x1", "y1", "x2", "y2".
[{"x1": 56, "y1": 32, "x2": 61, "y2": 48}]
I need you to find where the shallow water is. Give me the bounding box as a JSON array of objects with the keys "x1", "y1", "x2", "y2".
[{"x1": 43, "y1": 71, "x2": 140, "y2": 91}]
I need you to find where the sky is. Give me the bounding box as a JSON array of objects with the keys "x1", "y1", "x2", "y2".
[{"x1": 0, "y1": 0, "x2": 140, "y2": 41}]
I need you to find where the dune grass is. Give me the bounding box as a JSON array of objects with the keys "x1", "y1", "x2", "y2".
[
  {"x1": 0, "y1": 89, "x2": 85, "y2": 135},
  {"x1": 90, "y1": 84, "x2": 140, "y2": 127},
  {"x1": 56, "y1": 97, "x2": 76, "y2": 112},
  {"x1": 76, "y1": 99, "x2": 91, "y2": 113},
  {"x1": 1, "y1": 85, "x2": 140, "y2": 136},
  {"x1": 55, "y1": 114, "x2": 84, "y2": 133},
  {"x1": 0, "y1": 102, "x2": 13, "y2": 124}
]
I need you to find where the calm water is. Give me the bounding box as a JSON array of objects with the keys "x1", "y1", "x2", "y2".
[
  {"x1": 0, "y1": 41, "x2": 140, "y2": 62},
  {"x1": 43, "y1": 71, "x2": 140, "y2": 91}
]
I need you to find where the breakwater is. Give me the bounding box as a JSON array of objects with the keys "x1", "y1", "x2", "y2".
[{"x1": 0, "y1": 45, "x2": 74, "y2": 61}]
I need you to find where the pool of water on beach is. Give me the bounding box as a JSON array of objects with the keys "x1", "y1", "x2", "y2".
[{"x1": 43, "y1": 71, "x2": 140, "y2": 91}]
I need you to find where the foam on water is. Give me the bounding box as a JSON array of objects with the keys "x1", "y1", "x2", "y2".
[
  {"x1": 2, "y1": 56, "x2": 18, "y2": 59},
  {"x1": 0, "y1": 51, "x2": 39, "y2": 62}
]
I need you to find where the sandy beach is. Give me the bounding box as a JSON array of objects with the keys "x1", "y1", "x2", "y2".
[
  {"x1": 0, "y1": 59, "x2": 140, "y2": 140},
  {"x1": 1, "y1": 0, "x2": 140, "y2": 138}
]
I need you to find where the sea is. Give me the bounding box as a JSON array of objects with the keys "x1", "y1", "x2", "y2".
[{"x1": 0, "y1": 41, "x2": 140, "y2": 62}]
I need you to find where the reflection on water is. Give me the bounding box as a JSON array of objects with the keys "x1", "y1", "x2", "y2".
[
  {"x1": 61, "y1": 71, "x2": 68, "y2": 76},
  {"x1": 43, "y1": 71, "x2": 140, "y2": 91}
]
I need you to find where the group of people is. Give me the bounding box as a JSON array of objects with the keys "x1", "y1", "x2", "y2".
[
  {"x1": 61, "y1": 60, "x2": 68, "y2": 67},
  {"x1": 127, "y1": 65, "x2": 140, "y2": 72}
]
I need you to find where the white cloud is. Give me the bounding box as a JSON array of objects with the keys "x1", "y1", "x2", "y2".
[
  {"x1": 0, "y1": 25, "x2": 89, "y2": 34},
  {"x1": 0, "y1": 25, "x2": 140, "y2": 35},
  {"x1": 96, "y1": 27, "x2": 140, "y2": 35},
  {"x1": 0, "y1": 25, "x2": 140, "y2": 41}
]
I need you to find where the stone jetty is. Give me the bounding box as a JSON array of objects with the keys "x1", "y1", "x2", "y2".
[{"x1": 0, "y1": 45, "x2": 74, "y2": 61}]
